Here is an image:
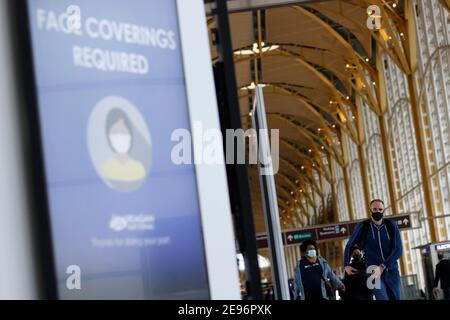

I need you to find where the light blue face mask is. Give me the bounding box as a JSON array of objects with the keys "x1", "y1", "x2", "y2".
[{"x1": 307, "y1": 249, "x2": 317, "y2": 258}]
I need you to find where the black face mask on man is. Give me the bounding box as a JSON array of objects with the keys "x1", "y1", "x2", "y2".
[{"x1": 371, "y1": 211, "x2": 383, "y2": 221}]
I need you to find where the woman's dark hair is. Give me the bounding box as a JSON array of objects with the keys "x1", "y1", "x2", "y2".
[
  {"x1": 105, "y1": 108, "x2": 133, "y2": 150},
  {"x1": 300, "y1": 239, "x2": 317, "y2": 253}
]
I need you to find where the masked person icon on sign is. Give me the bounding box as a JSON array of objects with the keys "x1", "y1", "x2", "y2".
[{"x1": 102, "y1": 108, "x2": 146, "y2": 183}]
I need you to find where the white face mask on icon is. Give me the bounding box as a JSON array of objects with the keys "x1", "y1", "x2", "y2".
[{"x1": 110, "y1": 134, "x2": 131, "y2": 154}]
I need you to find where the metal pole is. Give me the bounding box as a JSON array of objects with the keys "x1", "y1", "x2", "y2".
[
  {"x1": 253, "y1": 86, "x2": 290, "y2": 300},
  {"x1": 213, "y1": 0, "x2": 262, "y2": 300}
]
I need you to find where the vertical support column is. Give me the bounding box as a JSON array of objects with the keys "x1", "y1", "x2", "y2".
[
  {"x1": 328, "y1": 154, "x2": 339, "y2": 223},
  {"x1": 375, "y1": 45, "x2": 399, "y2": 216},
  {"x1": 378, "y1": 116, "x2": 407, "y2": 275},
  {"x1": 342, "y1": 168, "x2": 355, "y2": 221},
  {"x1": 329, "y1": 133, "x2": 346, "y2": 273},
  {"x1": 403, "y1": 2, "x2": 439, "y2": 243},
  {"x1": 357, "y1": 145, "x2": 371, "y2": 212},
  {"x1": 355, "y1": 96, "x2": 371, "y2": 216},
  {"x1": 377, "y1": 117, "x2": 398, "y2": 215},
  {"x1": 322, "y1": 243, "x2": 332, "y2": 268},
  {"x1": 338, "y1": 129, "x2": 355, "y2": 221},
  {"x1": 253, "y1": 9, "x2": 262, "y2": 85},
  {"x1": 406, "y1": 74, "x2": 439, "y2": 243},
  {"x1": 319, "y1": 173, "x2": 328, "y2": 224},
  {"x1": 374, "y1": 39, "x2": 407, "y2": 276},
  {"x1": 312, "y1": 186, "x2": 318, "y2": 223}
]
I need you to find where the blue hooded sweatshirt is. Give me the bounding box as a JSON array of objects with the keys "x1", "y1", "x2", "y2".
[{"x1": 344, "y1": 219, "x2": 403, "y2": 271}]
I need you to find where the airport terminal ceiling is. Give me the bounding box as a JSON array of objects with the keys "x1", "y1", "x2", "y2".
[{"x1": 207, "y1": 0, "x2": 450, "y2": 241}]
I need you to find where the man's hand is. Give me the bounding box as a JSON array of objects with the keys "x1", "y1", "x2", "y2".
[
  {"x1": 340, "y1": 284, "x2": 346, "y2": 292},
  {"x1": 432, "y1": 287, "x2": 440, "y2": 295},
  {"x1": 345, "y1": 266, "x2": 358, "y2": 275},
  {"x1": 372, "y1": 265, "x2": 385, "y2": 279}
]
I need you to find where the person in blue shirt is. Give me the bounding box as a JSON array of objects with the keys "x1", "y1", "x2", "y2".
[
  {"x1": 294, "y1": 239, "x2": 345, "y2": 300},
  {"x1": 344, "y1": 199, "x2": 403, "y2": 300}
]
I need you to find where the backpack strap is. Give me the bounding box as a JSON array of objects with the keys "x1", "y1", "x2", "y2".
[
  {"x1": 384, "y1": 218, "x2": 396, "y2": 249},
  {"x1": 356, "y1": 219, "x2": 371, "y2": 249}
]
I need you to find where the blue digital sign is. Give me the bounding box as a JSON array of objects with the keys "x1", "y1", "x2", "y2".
[{"x1": 27, "y1": 0, "x2": 209, "y2": 299}]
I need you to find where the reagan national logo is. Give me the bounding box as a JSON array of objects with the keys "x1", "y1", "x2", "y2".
[{"x1": 109, "y1": 214, "x2": 155, "y2": 232}]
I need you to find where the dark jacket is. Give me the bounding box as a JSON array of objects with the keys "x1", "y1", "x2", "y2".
[
  {"x1": 342, "y1": 257, "x2": 373, "y2": 300},
  {"x1": 434, "y1": 259, "x2": 450, "y2": 289}
]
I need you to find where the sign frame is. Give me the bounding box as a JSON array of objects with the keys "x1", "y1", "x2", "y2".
[
  {"x1": 16, "y1": 0, "x2": 240, "y2": 299},
  {"x1": 177, "y1": 0, "x2": 240, "y2": 300}
]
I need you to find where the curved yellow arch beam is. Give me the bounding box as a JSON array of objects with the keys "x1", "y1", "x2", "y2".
[
  {"x1": 290, "y1": 3, "x2": 396, "y2": 122},
  {"x1": 277, "y1": 188, "x2": 309, "y2": 222},
  {"x1": 280, "y1": 138, "x2": 332, "y2": 183},
  {"x1": 294, "y1": 201, "x2": 309, "y2": 222},
  {"x1": 293, "y1": 5, "x2": 353, "y2": 51},
  {"x1": 276, "y1": 184, "x2": 294, "y2": 203},
  {"x1": 266, "y1": 89, "x2": 338, "y2": 130},
  {"x1": 267, "y1": 84, "x2": 359, "y2": 144},
  {"x1": 270, "y1": 114, "x2": 345, "y2": 168},
  {"x1": 274, "y1": 193, "x2": 290, "y2": 212},
  {"x1": 277, "y1": 175, "x2": 314, "y2": 209},
  {"x1": 279, "y1": 156, "x2": 324, "y2": 198},
  {"x1": 281, "y1": 159, "x2": 321, "y2": 209},
  {"x1": 276, "y1": 184, "x2": 306, "y2": 227},
  {"x1": 285, "y1": 7, "x2": 360, "y2": 131},
  {"x1": 276, "y1": 48, "x2": 358, "y2": 133},
  {"x1": 233, "y1": 41, "x2": 381, "y2": 119},
  {"x1": 234, "y1": 48, "x2": 349, "y2": 90},
  {"x1": 308, "y1": 1, "x2": 405, "y2": 76},
  {"x1": 266, "y1": 85, "x2": 339, "y2": 127},
  {"x1": 276, "y1": 170, "x2": 316, "y2": 209},
  {"x1": 280, "y1": 147, "x2": 324, "y2": 196},
  {"x1": 282, "y1": 134, "x2": 339, "y2": 183},
  {"x1": 271, "y1": 113, "x2": 345, "y2": 165},
  {"x1": 277, "y1": 165, "x2": 311, "y2": 195},
  {"x1": 238, "y1": 83, "x2": 356, "y2": 142}
]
